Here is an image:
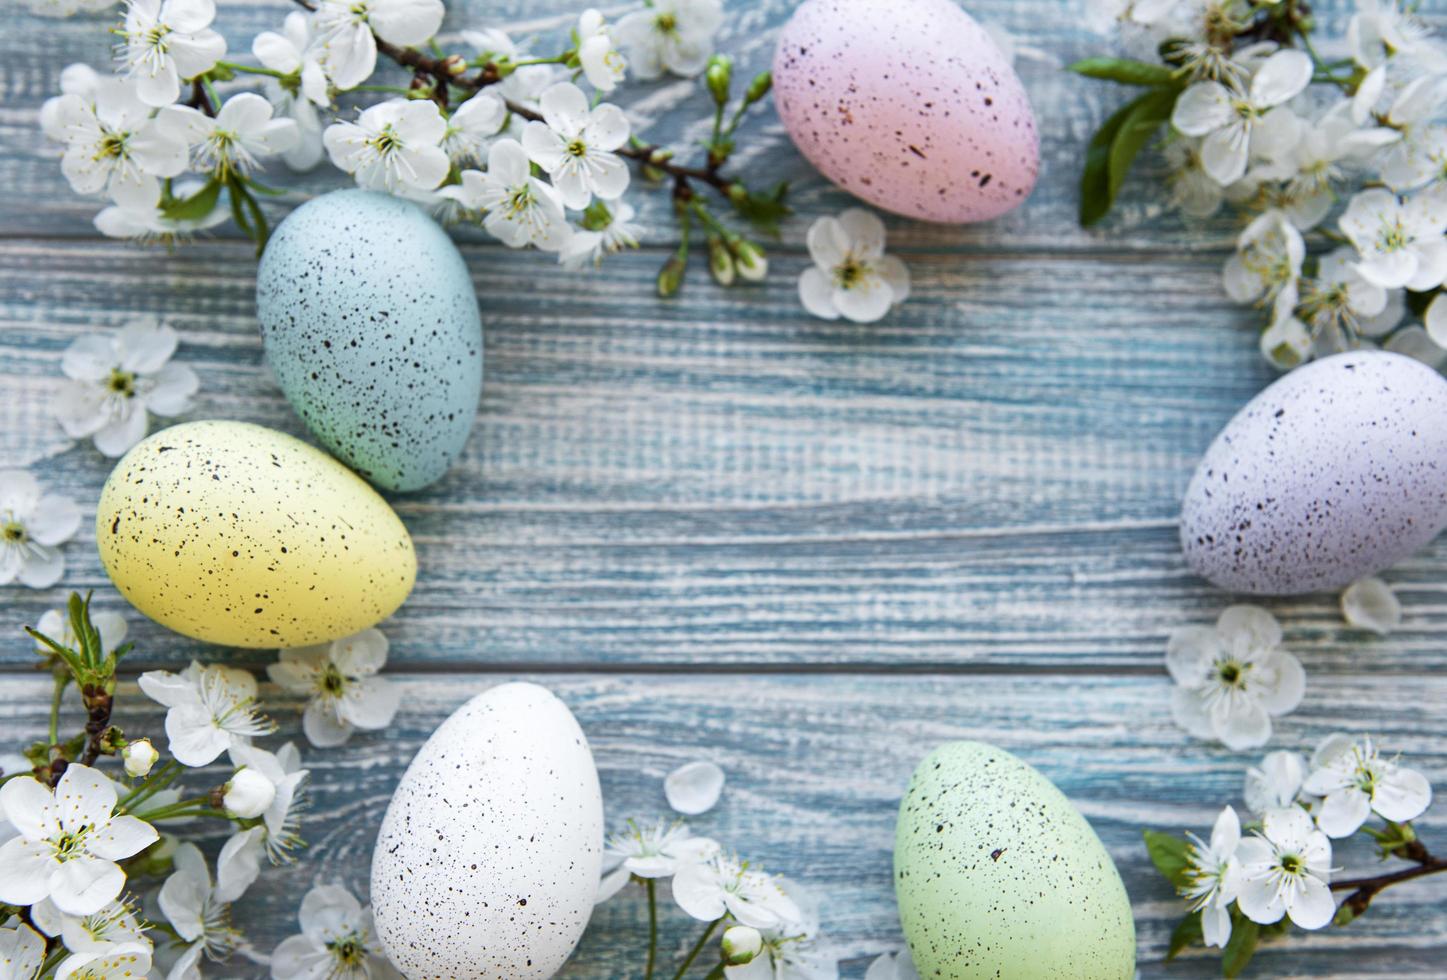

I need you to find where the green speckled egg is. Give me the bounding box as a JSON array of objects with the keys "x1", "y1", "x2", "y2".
[
  {"x1": 257, "y1": 190, "x2": 483, "y2": 492},
  {"x1": 894, "y1": 741, "x2": 1135, "y2": 978}
]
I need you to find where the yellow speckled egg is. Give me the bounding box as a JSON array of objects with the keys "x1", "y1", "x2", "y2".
[{"x1": 96, "y1": 420, "x2": 416, "y2": 648}]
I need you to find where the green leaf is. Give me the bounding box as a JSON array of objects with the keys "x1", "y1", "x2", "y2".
[
  {"x1": 1221, "y1": 911, "x2": 1259, "y2": 978},
  {"x1": 1079, "y1": 96, "x2": 1136, "y2": 226},
  {"x1": 1167, "y1": 911, "x2": 1203, "y2": 961},
  {"x1": 1143, "y1": 829, "x2": 1193, "y2": 889},
  {"x1": 1106, "y1": 87, "x2": 1178, "y2": 203},
  {"x1": 160, "y1": 179, "x2": 222, "y2": 222},
  {"x1": 1069, "y1": 57, "x2": 1180, "y2": 87}
]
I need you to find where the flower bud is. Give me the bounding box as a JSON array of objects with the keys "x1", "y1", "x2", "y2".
[
  {"x1": 122, "y1": 737, "x2": 158, "y2": 778},
  {"x1": 705, "y1": 55, "x2": 733, "y2": 105},
  {"x1": 657, "y1": 254, "x2": 687, "y2": 298},
  {"x1": 732, "y1": 240, "x2": 768, "y2": 282},
  {"x1": 708, "y1": 235, "x2": 736, "y2": 286},
  {"x1": 744, "y1": 71, "x2": 772, "y2": 105},
  {"x1": 223, "y1": 766, "x2": 276, "y2": 819},
  {"x1": 726, "y1": 182, "x2": 749, "y2": 207},
  {"x1": 721, "y1": 925, "x2": 763, "y2": 965},
  {"x1": 443, "y1": 54, "x2": 468, "y2": 76}
]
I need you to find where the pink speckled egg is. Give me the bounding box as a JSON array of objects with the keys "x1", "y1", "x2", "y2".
[{"x1": 772, "y1": 0, "x2": 1039, "y2": 223}]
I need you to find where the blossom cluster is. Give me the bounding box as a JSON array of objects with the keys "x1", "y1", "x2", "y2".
[
  {"x1": 1150, "y1": 734, "x2": 1433, "y2": 970},
  {"x1": 1083, "y1": 0, "x2": 1447, "y2": 370}
]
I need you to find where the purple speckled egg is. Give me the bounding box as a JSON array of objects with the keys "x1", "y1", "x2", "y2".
[
  {"x1": 1181, "y1": 352, "x2": 1447, "y2": 596},
  {"x1": 772, "y1": 0, "x2": 1039, "y2": 223}
]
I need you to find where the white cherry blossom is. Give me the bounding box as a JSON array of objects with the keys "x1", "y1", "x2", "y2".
[
  {"x1": 442, "y1": 139, "x2": 571, "y2": 251},
  {"x1": 597, "y1": 819, "x2": 719, "y2": 902},
  {"x1": 214, "y1": 743, "x2": 308, "y2": 901},
  {"x1": 1340, "y1": 186, "x2": 1447, "y2": 290},
  {"x1": 724, "y1": 879, "x2": 835, "y2": 980},
  {"x1": 138, "y1": 661, "x2": 274, "y2": 767},
  {"x1": 614, "y1": 0, "x2": 723, "y2": 80},
  {"x1": 1223, "y1": 210, "x2": 1304, "y2": 318},
  {"x1": 93, "y1": 179, "x2": 229, "y2": 242},
  {"x1": 522, "y1": 82, "x2": 630, "y2": 210},
  {"x1": 799, "y1": 209, "x2": 910, "y2": 323},
  {"x1": 47, "y1": 78, "x2": 189, "y2": 209},
  {"x1": 159, "y1": 92, "x2": 299, "y2": 176},
  {"x1": 253, "y1": 12, "x2": 332, "y2": 171},
  {"x1": 1298, "y1": 247, "x2": 1389, "y2": 347},
  {"x1": 268, "y1": 629, "x2": 399, "y2": 748},
  {"x1": 1165, "y1": 605, "x2": 1305, "y2": 750},
  {"x1": 440, "y1": 92, "x2": 506, "y2": 166},
  {"x1": 324, "y1": 99, "x2": 450, "y2": 194},
  {"x1": 461, "y1": 28, "x2": 560, "y2": 135},
  {"x1": 1182, "y1": 806, "x2": 1242, "y2": 948},
  {"x1": 0, "y1": 471, "x2": 79, "y2": 590},
  {"x1": 672, "y1": 851, "x2": 801, "y2": 931},
  {"x1": 270, "y1": 884, "x2": 399, "y2": 980},
  {"x1": 1165, "y1": 137, "x2": 1224, "y2": 218},
  {"x1": 40, "y1": 64, "x2": 102, "y2": 142},
  {"x1": 1302, "y1": 733, "x2": 1432, "y2": 837},
  {"x1": 54, "y1": 317, "x2": 199, "y2": 458},
  {"x1": 577, "y1": 9, "x2": 627, "y2": 93},
  {"x1": 1348, "y1": 0, "x2": 1444, "y2": 72},
  {"x1": 314, "y1": 0, "x2": 445, "y2": 90},
  {"x1": 1171, "y1": 49, "x2": 1313, "y2": 185},
  {"x1": 119, "y1": 0, "x2": 226, "y2": 108},
  {"x1": 559, "y1": 199, "x2": 643, "y2": 270},
  {"x1": 1234, "y1": 806, "x2": 1335, "y2": 929},
  {"x1": 1244, "y1": 750, "x2": 1309, "y2": 818},
  {"x1": 54, "y1": 943, "x2": 152, "y2": 980},
  {"x1": 159, "y1": 841, "x2": 243, "y2": 977},
  {"x1": 1378, "y1": 77, "x2": 1447, "y2": 191},
  {"x1": 0, "y1": 765, "x2": 158, "y2": 916},
  {"x1": 30, "y1": 896, "x2": 149, "y2": 957}
]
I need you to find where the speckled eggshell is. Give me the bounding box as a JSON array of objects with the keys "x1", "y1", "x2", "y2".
[
  {"x1": 96, "y1": 420, "x2": 416, "y2": 648},
  {"x1": 894, "y1": 741, "x2": 1135, "y2": 979},
  {"x1": 371, "y1": 682, "x2": 603, "y2": 980},
  {"x1": 772, "y1": 0, "x2": 1039, "y2": 223},
  {"x1": 1182, "y1": 351, "x2": 1447, "y2": 595},
  {"x1": 257, "y1": 189, "x2": 483, "y2": 492}
]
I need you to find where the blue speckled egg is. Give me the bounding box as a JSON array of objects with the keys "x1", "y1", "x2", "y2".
[
  {"x1": 257, "y1": 190, "x2": 483, "y2": 492},
  {"x1": 1182, "y1": 351, "x2": 1447, "y2": 595}
]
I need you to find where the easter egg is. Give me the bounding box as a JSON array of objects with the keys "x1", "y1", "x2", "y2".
[
  {"x1": 257, "y1": 189, "x2": 483, "y2": 492},
  {"x1": 371, "y1": 682, "x2": 603, "y2": 979},
  {"x1": 894, "y1": 741, "x2": 1135, "y2": 978},
  {"x1": 1182, "y1": 351, "x2": 1447, "y2": 595},
  {"x1": 96, "y1": 420, "x2": 415, "y2": 648},
  {"x1": 772, "y1": 0, "x2": 1039, "y2": 223}
]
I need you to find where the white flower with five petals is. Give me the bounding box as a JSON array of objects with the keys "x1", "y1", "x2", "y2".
[
  {"x1": 0, "y1": 471, "x2": 79, "y2": 589},
  {"x1": 270, "y1": 884, "x2": 399, "y2": 980},
  {"x1": 46, "y1": 78, "x2": 189, "y2": 210},
  {"x1": 522, "y1": 83, "x2": 630, "y2": 210},
  {"x1": 0, "y1": 765, "x2": 158, "y2": 916},
  {"x1": 597, "y1": 819, "x2": 720, "y2": 902},
  {"x1": 120, "y1": 0, "x2": 226, "y2": 108},
  {"x1": 1223, "y1": 210, "x2": 1304, "y2": 319},
  {"x1": 672, "y1": 852, "x2": 801, "y2": 931},
  {"x1": 138, "y1": 661, "x2": 274, "y2": 767},
  {"x1": 253, "y1": 12, "x2": 332, "y2": 171},
  {"x1": 268, "y1": 629, "x2": 399, "y2": 748},
  {"x1": 442, "y1": 139, "x2": 572, "y2": 251},
  {"x1": 324, "y1": 99, "x2": 450, "y2": 194},
  {"x1": 1165, "y1": 605, "x2": 1305, "y2": 750},
  {"x1": 1301, "y1": 733, "x2": 1432, "y2": 838},
  {"x1": 1171, "y1": 49, "x2": 1313, "y2": 185},
  {"x1": 159, "y1": 841, "x2": 242, "y2": 979},
  {"x1": 54, "y1": 317, "x2": 199, "y2": 458},
  {"x1": 314, "y1": 0, "x2": 444, "y2": 91},
  {"x1": 1181, "y1": 806, "x2": 1242, "y2": 948},
  {"x1": 159, "y1": 92, "x2": 299, "y2": 177},
  {"x1": 1339, "y1": 186, "x2": 1447, "y2": 290},
  {"x1": 577, "y1": 9, "x2": 628, "y2": 93},
  {"x1": 1234, "y1": 806, "x2": 1335, "y2": 929},
  {"x1": 799, "y1": 209, "x2": 910, "y2": 323},
  {"x1": 440, "y1": 92, "x2": 507, "y2": 166},
  {"x1": 614, "y1": 0, "x2": 723, "y2": 80}
]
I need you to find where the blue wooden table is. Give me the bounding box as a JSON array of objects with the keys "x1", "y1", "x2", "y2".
[{"x1": 2, "y1": 0, "x2": 1444, "y2": 975}]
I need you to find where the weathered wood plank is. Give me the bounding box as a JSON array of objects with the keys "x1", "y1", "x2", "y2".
[
  {"x1": 1, "y1": 672, "x2": 1443, "y2": 977},
  {"x1": 0, "y1": 0, "x2": 1419, "y2": 249},
  {"x1": 3, "y1": 238, "x2": 1445, "y2": 670}
]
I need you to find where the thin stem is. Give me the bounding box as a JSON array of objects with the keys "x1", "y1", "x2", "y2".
[
  {"x1": 508, "y1": 55, "x2": 569, "y2": 68},
  {"x1": 670, "y1": 919, "x2": 721, "y2": 980},
  {"x1": 216, "y1": 61, "x2": 286, "y2": 78},
  {"x1": 47, "y1": 673, "x2": 67, "y2": 745},
  {"x1": 1330, "y1": 852, "x2": 1447, "y2": 917},
  {"x1": 130, "y1": 796, "x2": 215, "y2": 822},
  {"x1": 645, "y1": 878, "x2": 658, "y2": 980},
  {"x1": 351, "y1": 84, "x2": 417, "y2": 95},
  {"x1": 117, "y1": 760, "x2": 180, "y2": 813}
]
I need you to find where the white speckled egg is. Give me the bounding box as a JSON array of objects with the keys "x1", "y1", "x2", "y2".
[
  {"x1": 96, "y1": 420, "x2": 416, "y2": 648},
  {"x1": 258, "y1": 190, "x2": 483, "y2": 492},
  {"x1": 1182, "y1": 351, "x2": 1447, "y2": 595},
  {"x1": 371, "y1": 683, "x2": 603, "y2": 979},
  {"x1": 895, "y1": 741, "x2": 1135, "y2": 978},
  {"x1": 773, "y1": 0, "x2": 1039, "y2": 223}
]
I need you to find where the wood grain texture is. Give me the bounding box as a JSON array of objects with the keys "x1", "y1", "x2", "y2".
[
  {"x1": 2, "y1": 672, "x2": 1445, "y2": 978},
  {"x1": 3, "y1": 239, "x2": 1446, "y2": 670}
]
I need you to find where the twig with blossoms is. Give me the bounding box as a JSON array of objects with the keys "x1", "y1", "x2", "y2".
[
  {"x1": 39, "y1": 0, "x2": 789, "y2": 296},
  {"x1": 1145, "y1": 734, "x2": 1438, "y2": 976},
  {"x1": 1076, "y1": 0, "x2": 1447, "y2": 370}
]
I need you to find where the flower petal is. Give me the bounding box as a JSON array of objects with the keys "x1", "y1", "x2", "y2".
[
  {"x1": 539, "y1": 82, "x2": 591, "y2": 137},
  {"x1": 584, "y1": 103, "x2": 630, "y2": 152},
  {"x1": 1285, "y1": 875, "x2": 1336, "y2": 930},
  {"x1": 0, "y1": 838, "x2": 59, "y2": 906},
  {"x1": 1164, "y1": 625, "x2": 1218, "y2": 685},
  {"x1": 1171, "y1": 82, "x2": 1233, "y2": 136},
  {"x1": 664, "y1": 761, "x2": 725, "y2": 816},
  {"x1": 0, "y1": 776, "x2": 57, "y2": 840},
  {"x1": 1250, "y1": 50, "x2": 1313, "y2": 107},
  {"x1": 303, "y1": 699, "x2": 354, "y2": 748},
  {"x1": 48, "y1": 853, "x2": 123, "y2": 916},
  {"x1": 55, "y1": 765, "x2": 117, "y2": 837},
  {"x1": 1372, "y1": 766, "x2": 1431, "y2": 823},
  {"x1": 1316, "y1": 787, "x2": 1371, "y2": 838},
  {"x1": 92, "y1": 408, "x2": 149, "y2": 459},
  {"x1": 88, "y1": 814, "x2": 158, "y2": 862},
  {"x1": 837, "y1": 208, "x2": 887, "y2": 260},
  {"x1": 805, "y1": 217, "x2": 847, "y2": 270},
  {"x1": 1255, "y1": 650, "x2": 1304, "y2": 717},
  {"x1": 1169, "y1": 686, "x2": 1216, "y2": 740},
  {"x1": 61, "y1": 335, "x2": 117, "y2": 383},
  {"x1": 340, "y1": 678, "x2": 399, "y2": 731},
  {"x1": 798, "y1": 268, "x2": 839, "y2": 320},
  {"x1": 1340, "y1": 576, "x2": 1401, "y2": 635},
  {"x1": 24, "y1": 495, "x2": 81, "y2": 548},
  {"x1": 1216, "y1": 605, "x2": 1281, "y2": 649},
  {"x1": 331, "y1": 628, "x2": 388, "y2": 676}
]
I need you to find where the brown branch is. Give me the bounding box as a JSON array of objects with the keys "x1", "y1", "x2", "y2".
[
  {"x1": 77, "y1": 685, "x2": 113, "y2": 768},
  {"x1": 1329, "y1": 850, "x2": 1447, "y2": 918}
]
